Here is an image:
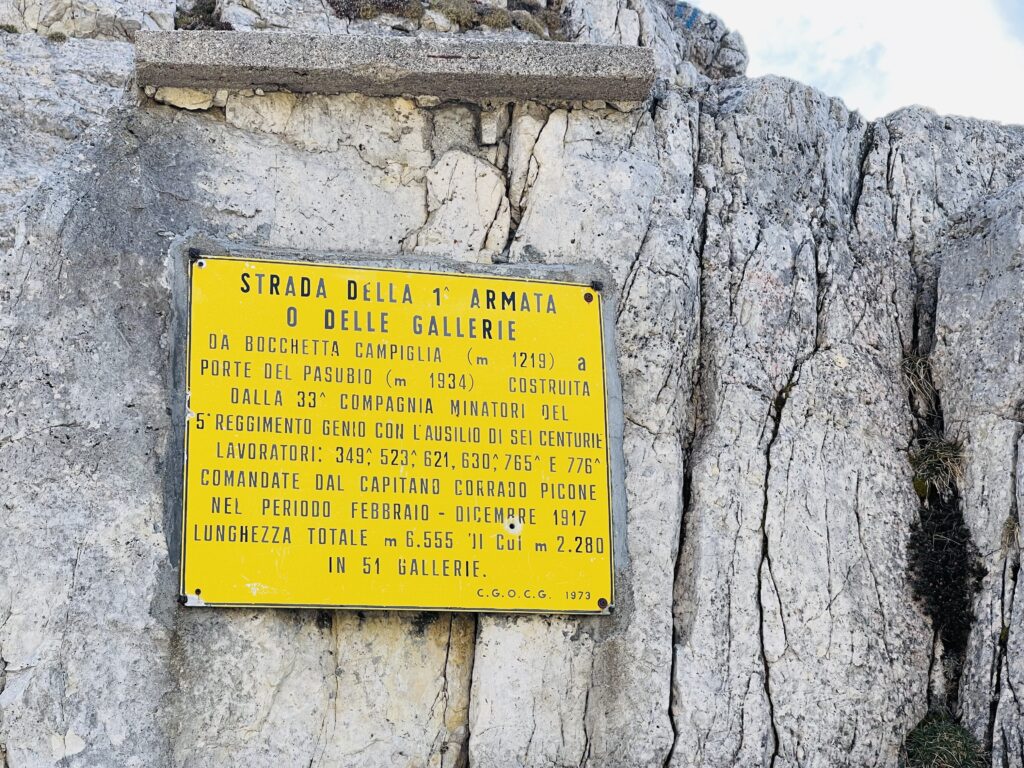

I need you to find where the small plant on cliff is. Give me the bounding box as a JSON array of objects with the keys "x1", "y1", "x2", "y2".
[
  {"x1": 325, "y1": 0, "x2": 566, "y2": 36},
  {"x1": 903, "y1": 354, "x2": 938, "y2": 419},
  {"x1": 911, "y1": 436, "x2": 966, "y2": 494},
  {"x1": 0, "y1": 23, "x2": 20, "y2": 32},
  {"x1": 510, "y1": 8, "x2": 545, "y2": 36},
  {"x1": 330, "y1": 0, "x2": 424, "y2": 20},
  {"x1": 903, "y1": 711, "x2": 987, "y2": 768},
  {"x1": 907, "y1": 435, "x2": 983, "y2": 668},
  {"x1": 908, "y1": 497, "x2": 983, "y2": 661},
  {"x1": 175, "y1": 0, "x2": 232, "y2": 29},
  {"x1": 430, "y1": 0, "x2": 477, "y2": 27},
  {"x1": 509, "y1": 0, "x2": 566, "y2": 38},
  {"x1": 903, "y1": 349, "x2": 983, "y2": 700},
  {"x1": 477, "y1": 6, "x2": 511, "y2": 28}
]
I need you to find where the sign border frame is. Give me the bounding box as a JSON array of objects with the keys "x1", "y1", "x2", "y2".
[{"x1": 168, "y1": 238, "x2": 628, "y2": 616}]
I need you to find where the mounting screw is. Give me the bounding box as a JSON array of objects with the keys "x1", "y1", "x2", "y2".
[
  {"x1": 584, "y1": 292, "x2": 594, "y2": 303},
  {"x1": 598, "y1": 597, "x2": 609, "y2": 610}
]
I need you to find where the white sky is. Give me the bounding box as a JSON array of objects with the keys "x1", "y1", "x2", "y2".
[{"x1": 694, "y1": 0, "x2": 1024, "y2": 125}]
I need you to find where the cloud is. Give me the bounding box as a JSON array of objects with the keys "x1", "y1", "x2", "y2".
[
  {"x1": 994, "y1": 0, "x2": 1024, "y2": 42},
  {"x1": 695, "y1": 0, "x2": 1024, "y2": 125},
  {"x1": 759, "y1": 36, "x2": 886, "y2": 111}
]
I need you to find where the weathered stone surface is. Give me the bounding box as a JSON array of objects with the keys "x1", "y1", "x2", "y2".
[
  {"x1": 667, "y1": 76, "x2": 931, "y2": 768},
  {"x1": 0, "y1": 34, "x2": 133, "y2": 248},
  {"x1": 470, "y1": 101, "x2": 680, "y2": 768},
  {"x1": 930, "y1": 182, "x2": 1024, "y2": 763},
  {"x1": 135, "y1": 31, "x2": 657, "y2": 101},
  {"x1": 409, "y1": 149, "x2": 510, "y2": 260},
  {"x1": 0, "y1": 115, "x2": 179, "y2": 767},
  {"x1": 566, "y1": 0, "x2": 640, "y2": 46},
  {"x1": 3, "y1": 4, "x2": 1024, "y2": 768},
  {"x1": 154, "y1": 84, "x2": 213, "y2": 108},
  {"x1": 851, "y1": 108, "x2": 1024, "y2": 764},
  {"x1": 0, "y1": 0, "x2": 172, "y2": 38},
  {"x1": 219, "y1": 0, "x2": 342, "y2": 32}
]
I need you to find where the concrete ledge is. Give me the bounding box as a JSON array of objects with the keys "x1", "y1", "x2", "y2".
[{"x1": 135, "y1": 31, "x2": 656, "y2": 102}]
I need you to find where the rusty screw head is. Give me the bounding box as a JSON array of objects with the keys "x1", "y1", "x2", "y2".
[{"x1": 584, "y1": 292, "x2": 594, "y2": 303}]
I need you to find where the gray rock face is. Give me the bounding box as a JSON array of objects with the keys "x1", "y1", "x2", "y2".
[
  {"x1": 1, "y1": 3, "x2": 1023, "y2": 768},
  {"x1": 0, "y1": 0, "x2": 172, "y2": 38},
  {"x1": 931, "y1": 183, "x2": 1024, "y2": 764},
  {"x1": 853, "y1": 107, "x2": 1024, "y2": 761},
  {"x1": 0, "y1": 34, "x2": 133, "y2": 248},
  {"x1": 668, "y1": 77, "x2": 933, "y2": 768}
]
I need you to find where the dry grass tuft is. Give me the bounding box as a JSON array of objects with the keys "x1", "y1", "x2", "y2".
[
  {"x1": 903, "y1": 354, "x2": 938, "y2": 416},
  {"x1": 430, "y1": 0, "x2": 477, "y2": 27},
  {"x1": 903, "y1": 711, "x2": 988, "y2": 768},
  {"x1": 478, "y1": 6, "x2": 511, "y2": 28},
  {"x1": 1001, "y1": 514, "x2": 1020, "y2": 554},
  {"x1": 331, "y1": 0, "x2": 425, "y2": 21},
  {"x1": 910, "y1": 437, "x2": 966, "y2": 494},
  {"x1": 510, "y1": 8, "x2": 544, "y2": 35}
]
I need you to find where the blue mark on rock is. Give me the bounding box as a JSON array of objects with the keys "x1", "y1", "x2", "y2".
[{"x1": 673, "y1": 2, "x2": 701, "y2": 28}]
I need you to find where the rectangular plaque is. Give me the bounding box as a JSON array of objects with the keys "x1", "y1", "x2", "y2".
[{"x1": 180, "y1": 254, "x2": 617, "y2": 613}]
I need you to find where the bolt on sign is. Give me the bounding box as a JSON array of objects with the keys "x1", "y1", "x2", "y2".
[{"x1": 180, "y1": 254, "x2": 618, "y2": 613}]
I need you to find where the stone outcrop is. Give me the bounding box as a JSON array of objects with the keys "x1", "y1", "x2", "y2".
[
  {"x1": 0, "y1": 0, "x2": 172, "y2": 38},
  {"x1": 1, "y1": 2, "x2": 1023, "y2": 767},
  {"x1": 931, "y1": 182, "x2": 1024, "y2": 764},
  {"x1": 0, "y1": 33, "x2": 133, "y2": 248}
]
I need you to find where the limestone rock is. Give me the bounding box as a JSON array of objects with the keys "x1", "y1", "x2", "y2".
[
  {"x1": 505, "y1": 101, "x2": 548, "y2": 220},
  {"x1": 0, "y1": 34, "x2": 133, "y2": 248},
  {"x1": 410, "y1": 149, "x2": 511, "y2": 261},
  {"x1": 0, "y1": 0, "x2": 173, "y2": 38},
  {"x1": 479, "y1": 103, "x2": 510, "y2": 145},
  {"x1": 225, "y1": 90, "x2": 296, "y2": 130},
  {"x1": 154, "y1": 85, "x2": 214, "y2": 109},
  {"x1": 472, "y1": 97, "x2": 688, "y2": 768},
  {"x1": 219, "y1": 0, "x2": 342, "y2": 32},
  {"x1": 566, "y1": 0, "x2": 640, "y2": 46},
  {"x1": 931, "y1": 182, "x2": 1024, "y2": 762},
  {"x1": 852, "y1": 107, "x2": 1024, "y2": 762}
]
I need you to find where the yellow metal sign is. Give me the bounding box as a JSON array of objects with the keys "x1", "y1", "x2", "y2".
[{"x1": 181, "y1": 255, "x2": 615, "y2": 613}]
